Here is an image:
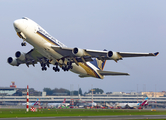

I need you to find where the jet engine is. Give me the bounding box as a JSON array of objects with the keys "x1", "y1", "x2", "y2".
[
  {"x1": 72, "y1": 47, "x2": 85, "y2": 57},
  {"x1": 15, "y1": 51, "x2": 25, "y2": 61},
  {"x1": 107, "y1": 51, "x2": 121, "y2": 60},
  {"x1": 7, "y1": 57, "x2": 18, "y2": 66}
]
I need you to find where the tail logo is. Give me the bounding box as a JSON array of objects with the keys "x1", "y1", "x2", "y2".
[
  {"x1": 97, "y1": 59, "x2": 103, "y2": 70},
  {"x1": 90, "y1": 58, "x2": 106, "y2": 70}
]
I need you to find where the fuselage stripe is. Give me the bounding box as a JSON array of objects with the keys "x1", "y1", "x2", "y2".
[
  {"x1": 84, "y1": 63, "x2": 101, "y2": 78},
  {"x1": 37, "y1": 31, "x2": 60, "y2": 46}
]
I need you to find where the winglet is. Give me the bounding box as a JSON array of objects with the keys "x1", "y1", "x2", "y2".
[{"x1": 154, "y1": 52, "x2": 159, "y2": 56}]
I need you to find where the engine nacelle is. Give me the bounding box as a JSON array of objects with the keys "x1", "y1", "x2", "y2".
[
  {"x1": 107, "y1": 51, "x2": 120, "y2": 60},
  {"x1": 72, "y1": 47, "x2": 85, "y2": 57},
  {"x1": 15, "y1": 51, "x2": 25, "y2": 61},
  {"x1": 7, "y1": 57, "x2": 18, "y2": 66}
]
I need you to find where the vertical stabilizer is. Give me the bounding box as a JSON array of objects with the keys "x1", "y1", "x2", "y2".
[
  {"x1": 141, "y1": 97, "x2": 148, "y2": 106},
  {"x1": 62, "y1": 98, "x2": 66, "y2": 103},
  {"x1": 34, "y1": 98, "x2": 40, "y2": 106},
  {"x1": 90, "y1": 58, "x2": 107, "y2": 70}
]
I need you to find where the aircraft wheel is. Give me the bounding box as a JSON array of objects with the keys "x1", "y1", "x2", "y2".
[
  {"x1": 65, "y1": 66, "x2": 69, "y2": 71},
  {"x1": 55, "y1": 67, "x2": 60, "y2": 72},
  {"x1": 42, "y1": 67, "x2": 47, "y2": 71},
  {"x1": 44, "y1": 67, "x2": 47, "y2": 71},
  {"x1": 53, "y1": 67, "x2": 55, "y2": 70},
  {"x1": 53, "y1": 67, "x2": 57, "y2": 72},
  {"x1": 53, "y1": 67, "x2": 60, "y2": 72}
]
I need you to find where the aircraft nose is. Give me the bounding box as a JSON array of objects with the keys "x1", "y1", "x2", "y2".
[
  {"x1": 13, "y1": 19, "x2": 28, "y2": 32},
  {"x1": 13, "y1": 19, "x2": 22, "y2": 32}
]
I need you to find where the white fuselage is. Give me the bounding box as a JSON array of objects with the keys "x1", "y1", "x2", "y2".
[
  {"x1": 13, "y1": 17, "x2": 103, "y2": 79},
  {"x1": 117, "y1": 103, "x2": 140, "y2": 108},
  {"x1": 47, "y1": 103, "x2": 69, "y2": 107}
]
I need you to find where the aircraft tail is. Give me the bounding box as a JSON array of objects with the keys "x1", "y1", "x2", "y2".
[
  {"x1": 141, "y1": 97, "x2": 148, "y2": 106},
  {"x1": 34, "y1": 98, "x2": 40, "y2": 106},
  {"x1": 62, "y1": 98, "x2": 66, "y2": 103},
  {"x1": 90, "y1": 58, "x2": 106, "y2": 70},
  {"x1": 90, "y1": 49, "x2": 108, "y2": 70}
]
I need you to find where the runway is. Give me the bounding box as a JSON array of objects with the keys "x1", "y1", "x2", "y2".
[{"x1": 1, "y1": 115, "x2": 166, "y2": 120}]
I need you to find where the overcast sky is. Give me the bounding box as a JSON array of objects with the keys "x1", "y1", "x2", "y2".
[{"x1": 0, "y1": 0, "x2": 165, "y2": 93}]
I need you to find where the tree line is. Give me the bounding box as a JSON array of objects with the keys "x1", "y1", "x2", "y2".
[{"x1": 43, "y1": 88, "x2": 104, "y2": 96}]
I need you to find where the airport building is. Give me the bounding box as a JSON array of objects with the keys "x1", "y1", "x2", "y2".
[
  {"x1": 0, "y1": 87, "x2": 17, "y2": 96},
  {"x1": 0, "y1": 82, "x2": 166, "y2": 105},
  {"x1": 0, "y1": 92, "x2": 166, "y2": 105}
]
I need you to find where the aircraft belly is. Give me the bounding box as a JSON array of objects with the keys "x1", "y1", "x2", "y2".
[
  {"x1": 71, "y1": 63, "x2": 104, "y2": 79},
  {"x1": 47, "y1": 47, "x2": 63, "y2": 59},
  {"x1": 70, "y1": 64, "x2": 87, "y2": 75},
  {"x1": 36, "y1": 46, "x2": 63, "y2": 60}
]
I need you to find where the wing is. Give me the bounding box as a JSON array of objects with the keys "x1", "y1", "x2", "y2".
[
  {"x1": 7, "y1": 49, "x2": 48, "y2": 67},
  {"x1": 51, "y1": 45, "x2": 159, "y2": 62},
  {"x1": 97, "y1": 70, "x2": 129, "y2": 76},
  {"x1": 118, "y1": 52, "x2": 159, "y2": 58}
]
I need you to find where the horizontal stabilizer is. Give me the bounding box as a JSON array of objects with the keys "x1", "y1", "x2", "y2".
[
  {"x1": 98, "y1": 70, "x2": 129, "y2": 76},
  {"x1": 79, "y1": 74, "x2": 91, "y2": 78}
]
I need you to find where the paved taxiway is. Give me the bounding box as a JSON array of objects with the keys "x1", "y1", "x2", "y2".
[{"x1": 1, "y1": 115, "x2": 166, "y2": 120}]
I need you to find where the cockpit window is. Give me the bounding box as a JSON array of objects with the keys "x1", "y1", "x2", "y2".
[
  {"x1": 15, "y1": 27, "x2": 18, "y2": 30},
  {"x1": 22, "y1": 17, "x2": 28, "y2": 20}
]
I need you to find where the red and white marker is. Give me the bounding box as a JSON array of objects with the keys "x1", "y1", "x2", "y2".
[
  {"x1": 30, "y1": 107, "x2": 36, "y2": 112},
  {"x1": 26, "y1": 85, "x2": 29, "y2": 112}
]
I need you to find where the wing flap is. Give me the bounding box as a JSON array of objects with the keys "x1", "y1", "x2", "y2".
[
  {"x1": 85, "y1": 49, "x2": 108, "y2": 57},
  {"x1": 98, "y1": 70, "x2": 129, "y2": 76}
]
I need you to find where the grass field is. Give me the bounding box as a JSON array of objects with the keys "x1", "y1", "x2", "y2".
[{"x1": 0, "y1": 108, "x2": 166, "y2": 118}]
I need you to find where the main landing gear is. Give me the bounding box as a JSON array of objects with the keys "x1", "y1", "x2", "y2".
[
  {"x1": 53, "y1": 62, "x2": 73, "y2": 72},
  {"x1": 62, "y1": 62, "x2": 73, "y2": 71},
  {"x1": 40, "y1": 60, "x2": 50, "y2": 71},
  {"x1": 53, "y1": 62, "x2": 60, "y2": 72},
  {"x1": 41, "y1": 63, "x2": 47, "y2": 71},
  {"x1": 39, "y1": 58, "x2": 73, "y2": 72}
]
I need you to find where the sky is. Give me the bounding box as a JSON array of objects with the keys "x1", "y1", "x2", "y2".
[{"x1": 0, "y1": 0, "x2": 165, "y2": 93}]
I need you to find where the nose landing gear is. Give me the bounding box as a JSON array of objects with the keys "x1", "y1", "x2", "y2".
[
  {"x1": 17, "y1": 32, "x2": 27, "y2": 46},
  {"x1": 21, "y1": 42, "x2": 26, "y2": 46}
]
